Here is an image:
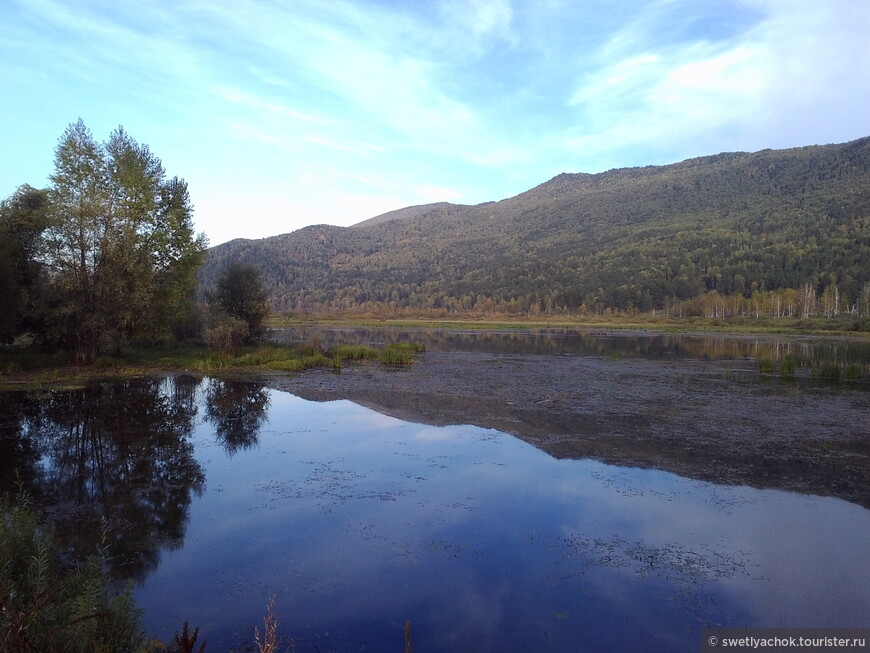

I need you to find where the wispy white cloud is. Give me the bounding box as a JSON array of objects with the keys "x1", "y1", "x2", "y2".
[
  {"x1": 211, "y1": 87, "x2": 334, "y2": 127},
  {"x1": 438, "y1": 0, "x2": 516, "y2": 46},
  {"x1": 562, "y1": 0, "x2": 870, "y2": 168},
  {"x1": 1, "y1": 0, "x2": 867, "y2": 244},
  {"x1": 177, "y1": 0, "x2": 523, "y2": 172}
]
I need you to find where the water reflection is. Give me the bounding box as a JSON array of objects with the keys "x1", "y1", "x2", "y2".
[
  {"x1": 0, "y1": 377, "x2": 210, "y2": 580},
  {"x1": 131, "y1": 389, "x2": 868, "y2": 651},
  {"x1": 2, "y1": 376, "x2": 868, "y2": 652},
  {"x1": 271, "y1": 326, "x2": 870, "y2": 365}
]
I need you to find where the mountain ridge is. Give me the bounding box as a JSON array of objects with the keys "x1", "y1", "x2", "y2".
[{"x1": 201, "y1": 137, "x2": 870, "y2": 315}]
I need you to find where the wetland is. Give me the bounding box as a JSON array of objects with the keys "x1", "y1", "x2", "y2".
[{"x1": 1, "y1": 328, "x2": 868, "y2": 651}]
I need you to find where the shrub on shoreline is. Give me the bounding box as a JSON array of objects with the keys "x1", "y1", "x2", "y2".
[{"x1": 0, "y1": 492, "x2": 147, "y2": 652}]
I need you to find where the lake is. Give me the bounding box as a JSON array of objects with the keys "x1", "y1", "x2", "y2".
[
  {"x1": 1, "y1": 331, "x2": 868, "y2": 652},
  {"x1": 271, "y1": 325, "x2": 870, "y2": 365}
]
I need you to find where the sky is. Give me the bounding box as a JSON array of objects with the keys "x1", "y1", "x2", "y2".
[{"x1": 1, "y1": 0, "x2": 868, "y2": 246}]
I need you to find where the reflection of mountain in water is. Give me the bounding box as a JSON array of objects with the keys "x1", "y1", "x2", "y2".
[
  {"x1": 0, "y1": 376, "x2": 270, "y2": 583},
  {"x1": 276, "y1": 351, "x2": 870, "y2": 509}
]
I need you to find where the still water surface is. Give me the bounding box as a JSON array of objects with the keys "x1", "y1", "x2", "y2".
[
  {"x1": 1, "y1": 373, "x2": 867, "y2": 652},
  {"x1": 273, "y1": 325, "x2": 870, "y2": 365}
]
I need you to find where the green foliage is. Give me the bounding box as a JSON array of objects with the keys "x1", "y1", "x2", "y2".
[
  {"x1": 780, "y1": 356, "x2": 798, "y2": 376},
  {"x1": 844, "y1": 364, "x2": 862, "y2": 380},
  {"x1": 266, "y1": 358, "x2": 306, "y2": 372},
  {"x1": 199, "y1": 137, "x2": 870, "y2": 319},
  {"x1": 212, "y1": 262, "x2": 270, "y2": 342},
  {"x1": 758, "y1": 358, "x2": 775, "y2": 373},
  {"x1": 0, "y1": 186, "x2": 49, "y2": 344},
  {"x1": 814, "y1": 363, "x2": 842, "y2": 380},
  {"x1": 378, "y1": 343, "x2": 418, "y2": 364},
  {"x1": 4, "y1": 120, "x2": 207, "y2": 362},
  {"x1": 0, "y1": 492, "x2": 146, "y2": 652},
  {"x1": 197, "y1": 340, "x2": 421, "y2": 372},
  {"x1": 328, "y1": 344, "x2": 378, "y2": 360},
  {"x1": 390, "y1": 342, "x2": 426, "y2": 353},
  {"x1": 204, "y1": 316, "x2": 250, "y2": 354}
]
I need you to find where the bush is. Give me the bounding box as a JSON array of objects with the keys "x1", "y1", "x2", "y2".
[
  {"x1": 0, "y1": 492, "x2": 147, "y2": 652},
  {"x1": 204, "y1": 316, "x2": 250, "y2": 355}
]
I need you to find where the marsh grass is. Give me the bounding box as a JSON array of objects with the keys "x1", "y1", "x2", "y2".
[
  {"x1": 268, "y1": 312, "x2": 870, "y2": 337},
  {"x1": 813, "y1": 363, "x2": 842, "y2": 380},
  {"x1": 843, "y1": 363, "x2": 862, "y2": 380},
  {"x1": 377, "y1": 342, "x2": 425, "y2": 365},
  {"x1": 328, "y1": 344, "x2": 379, "y2": 360},
  {"x1": 753, "y1": 355, "x2": 867, "y2": 382},
  {"x1": 2, "y1": 339, "x2": 425, "y2": 388},
  {"x1": 779, "y1": 356, "x2": 798, "y2": 376},
  {"x1": 758, "y1": 358, "x2": 776, "y2": 374},
  {"x1": 253, "y1": 596, "x2": 280, "y2": 653},
  {"x1": 759, "y1": 358, "x2": 869, "y2": 382},
  {"x1": 168, "y1": 622, "x2": 205, "y2": 653}
]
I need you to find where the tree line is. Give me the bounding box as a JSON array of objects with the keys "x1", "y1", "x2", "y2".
[
  {"x1": 200, "y1": 137, "x2": 870, "y2": 322},
  {"x1": 1, "y1": 120, "x2": 268, "y2": 362}
]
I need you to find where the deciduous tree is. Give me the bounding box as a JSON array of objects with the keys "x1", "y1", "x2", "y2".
[
  {"x1": 212, "y1": 262, "x2": 270, "y2": 342},
  {"x1": 39, "y1": 119, "x2": 206, "y2": 361},
  {"x1": 0, "y1": 185, "x2": 49, "y2": 342}
]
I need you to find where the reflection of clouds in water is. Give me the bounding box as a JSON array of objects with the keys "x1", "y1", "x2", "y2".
[
  {"x1": 134, "y1": 387, "x2": 870, "y2": 649},
  {"x1": 413, "y1": 425, "x2": 464, "y2": 441},
  {"x1": 553, "y1": 467, "x2": 870, "y2": 627},
  {"x1": 711, "y1": 496, "x2": 870, "y2": 626},
  {"x1": 266, "y1": 391, "x2": 302, "y2": 406}
]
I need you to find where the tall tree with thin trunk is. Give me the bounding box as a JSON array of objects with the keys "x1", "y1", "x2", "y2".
[{"x1": 40, "y1": 119, "x2": 207, "y2": 361}]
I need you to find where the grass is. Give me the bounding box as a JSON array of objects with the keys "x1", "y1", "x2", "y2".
[
  {"x1": 813, "y1": 363, "x2": 842, "y2": 380},
  {"x1": 267, "y1": 312, "x2": 870, "y2": 337},
  {"x1": 0, "y1": 339, "x2": 425, "y2": 389},
  {"x1": 757, "y1": 358, "x2": 776, "y2": 373},
  {"x1": 754, "y1": 355, "x2": 866, "y2": 382},
  {"x1": 780, "y1": 356, "x2": 798, "y2": 376}
]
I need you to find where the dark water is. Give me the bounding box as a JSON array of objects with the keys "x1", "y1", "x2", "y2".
[
  {"x1": 271, "y1": 326, "x2": 870, "y2": 366},
  {"x1": 1, "y1": 373, "x2": 868, "y2": 652}
]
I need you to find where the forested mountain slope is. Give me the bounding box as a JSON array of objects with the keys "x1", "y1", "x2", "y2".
[{"x1": 201, "y1": 137, "x2": 870, "y2": 315}]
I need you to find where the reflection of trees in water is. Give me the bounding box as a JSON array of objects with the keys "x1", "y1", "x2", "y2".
[
  {"x1": 204, "y1": 379, "x2": 270, "y2": 456},
  {"x1": 0, "y1": 391, "x2": 43, "y2": 490},
  {"x1": 0, "y1": 375, "x2": 273, "y2": 584},
  {"x1": 1, "y1": 376, "x2": 205, "y2": 583},
  {"x1": 272, "y1": 326, "x2": 870, "y2": 364}
]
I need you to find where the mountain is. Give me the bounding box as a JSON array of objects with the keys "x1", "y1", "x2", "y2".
[
  {"x1": 352, "y1": 202, "x2": 460, "y2": 228},
  {"x1": 200, "y1": 137, "x2": 870, "y2": 315}
]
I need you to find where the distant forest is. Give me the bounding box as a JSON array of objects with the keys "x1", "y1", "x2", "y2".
[{"x1": 201, "y1": 136, "x2": 870, "y2": 320}]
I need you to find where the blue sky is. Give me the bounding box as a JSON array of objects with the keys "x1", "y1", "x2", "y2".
[{"x1": 1, "y1": 0, "x2": 868, "y2": 246}]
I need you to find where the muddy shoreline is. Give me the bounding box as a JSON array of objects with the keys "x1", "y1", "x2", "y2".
[{"x1": 263, "y1": 350, "x2": 870, "y2": 508}]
